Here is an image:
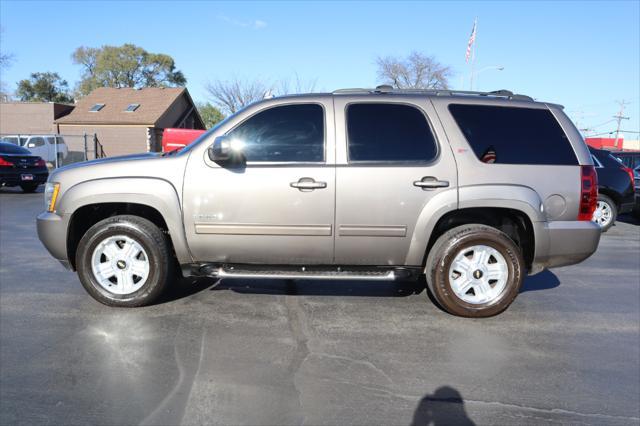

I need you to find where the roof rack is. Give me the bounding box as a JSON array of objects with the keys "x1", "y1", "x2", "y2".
[{"x1": 332, "y1": 86, "x2": 534, "y2": 102}]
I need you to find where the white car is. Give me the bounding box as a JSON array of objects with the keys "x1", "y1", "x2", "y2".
[{"x1": 0, "y1": 135, "x2": 69, "y2": 165}]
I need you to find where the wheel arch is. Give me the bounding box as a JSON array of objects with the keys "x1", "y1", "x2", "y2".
[
  {"x1": 406, "y1": 185, "x2": 544, "y2": 270},
  {"x1": 596, "y1": 188, "x2": 620, "y2": 209},
  {"x1": 60, "y1": 178, "x2": 191, "y2": 270}
]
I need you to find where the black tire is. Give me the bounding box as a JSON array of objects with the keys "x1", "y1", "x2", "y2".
[
  {"x1": 425, "y1": 224, "x2": 524, "y2": 318},
  {"x1": 593, "y1": 194, "x2": 617, "y2": 232},
  {"x1": 20, "y1": 183, "x2": 39, "y2": 193},
  {"x1": 76, "y1": 215, "x2": 173, "y2": 307}
]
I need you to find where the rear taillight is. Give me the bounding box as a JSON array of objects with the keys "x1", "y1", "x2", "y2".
[
  {"x1": 0, "y1": 157, "x2": 13, "y2": 167},
  {"x1": 35, "y1": 158, "x2": 46, "y2": 167},
  {"x1": 622, "y1": 166, "x2": 634, "y2": 187},
  {"x1": 578, "y1": 165, "x2": 598, "y2": 221}
]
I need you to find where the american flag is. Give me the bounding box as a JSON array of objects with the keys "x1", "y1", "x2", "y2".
[{"x1": 465, "y1": 18, "x2": 477, "y2": 63}]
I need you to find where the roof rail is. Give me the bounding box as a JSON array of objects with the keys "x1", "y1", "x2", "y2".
[{"x1": 332, "y1": 86, "x2": 533, "y2": 101}]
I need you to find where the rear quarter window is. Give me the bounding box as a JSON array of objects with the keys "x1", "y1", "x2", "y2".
[{"x1": 448, "y1": 104, "x2": 578, "y2": 165}]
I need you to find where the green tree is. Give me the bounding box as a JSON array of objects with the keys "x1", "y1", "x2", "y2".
[
  {"x1": 72, "y1": 44, "x2": 186, "y2": 95},
  {"x1": 197, "y1": 102, "x2": 225, "y2": 129},
  {"x1": 15, "y1": 72, "x2": 73, "y2": 103}
]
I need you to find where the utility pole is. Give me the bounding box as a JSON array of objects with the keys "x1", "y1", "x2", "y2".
[{"x1": 613, "y1": 100, "x2": 630, "y2": 149}]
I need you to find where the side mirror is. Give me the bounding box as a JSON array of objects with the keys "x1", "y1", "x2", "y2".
[
  {"x1": 208, "y1": 135, "x2": 244, "y2": 162},
  {"x1": 208, "y1": 136, "x2": 231, "y2": 161}
]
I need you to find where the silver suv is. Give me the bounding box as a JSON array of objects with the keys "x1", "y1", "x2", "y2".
[{"x1": 37, "y1": 88, "x2": 601, "y2": 317}]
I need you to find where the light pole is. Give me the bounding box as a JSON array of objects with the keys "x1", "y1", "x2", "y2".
[{"x1": 470, "y1": 66, "x2": 504, "y2": 91}]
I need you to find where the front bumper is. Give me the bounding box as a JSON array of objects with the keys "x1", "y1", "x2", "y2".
[
  {"x1": 531, "y1": 220, "x2": 601, "y2": 273},
  {"x1": 37, "y1": 211, "x2": 72, "y2": 270}
]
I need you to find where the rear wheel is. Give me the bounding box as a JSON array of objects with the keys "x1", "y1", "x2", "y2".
[
  {"x1": 425, "y1": 224, "x2": 524, "y2": 318},
  {"x1": 76, "y1": 215, "x2": 173, "y2": 307},
  {"x1": 592, "y1": 194, "x2": 617, "y2": 232},
  {"x1": 20, "y1": 183, "x2": 39, "y2": 193}
]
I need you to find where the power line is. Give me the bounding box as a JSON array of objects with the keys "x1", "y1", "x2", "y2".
[
  {"x1": 587, "y1": 130, "x2": 640, "y2": 137},
  {"x1": 612, "y1": 100, "x2": 631, "y2": 149}
]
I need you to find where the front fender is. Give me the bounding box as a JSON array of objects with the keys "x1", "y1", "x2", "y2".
[{"x1": 58, "y1": 177, "x2": 192, "y2": 264}]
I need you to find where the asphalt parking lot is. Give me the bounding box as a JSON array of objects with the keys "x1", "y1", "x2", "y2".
[{"x1": 1, "y1": 187, "x2": 639, "y2": 426}]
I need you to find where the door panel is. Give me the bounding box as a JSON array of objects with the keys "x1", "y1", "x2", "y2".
[
  {"x1": 184, "y1": 166, "x2": 335, "y2": 264},
  {"x1": 183, "y1": 99, "x2": 336, "y2": 265},
  {"x1": 333, "y1": 97, "x2": 457, "y2": 266}
]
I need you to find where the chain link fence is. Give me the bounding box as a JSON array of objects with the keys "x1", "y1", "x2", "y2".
[{"x1": 0, "y1": 133, "x2": 106, "y2": 169}]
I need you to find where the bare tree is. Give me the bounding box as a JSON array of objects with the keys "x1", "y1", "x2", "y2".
[
  {"x1": 376, "y1": 51, "x2": 452, "y2": 90},
  {"x1": 205, "y1": 74, "x2": 318, "y2": 115},
  {"x1": 276, "y1": 72, "x2": 318, "y2": 96},
  {"x1": 0, "y1": 26, "x2": 14, "y2": 100},
  {"x1": 205, "y1": 77, "x2": 270, "y2": 115}
]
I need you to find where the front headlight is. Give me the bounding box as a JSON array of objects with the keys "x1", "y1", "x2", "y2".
[{"x1": 44, "y1": 182, "x2": 60, "y2": 212}]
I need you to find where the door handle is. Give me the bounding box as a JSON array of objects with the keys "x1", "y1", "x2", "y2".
[
  {"x1": 290, "y1": 177, "x2": 327, "y2": 191},
  {"x1": 414, "y1": 176, "x2": 450, "y2": 189}
]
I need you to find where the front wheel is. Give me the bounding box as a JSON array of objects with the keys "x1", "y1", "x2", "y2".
[
  {"x1": 76, "y1": 215, "x2": 173, "y2": 307},
  {"x1": 425, "y1": 224, "x2": 524, "y2": 318}
]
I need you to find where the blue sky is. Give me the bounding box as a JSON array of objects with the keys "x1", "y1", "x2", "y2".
[{"x1": 1, "y1": 0, "x2": 638, "y2": 136}]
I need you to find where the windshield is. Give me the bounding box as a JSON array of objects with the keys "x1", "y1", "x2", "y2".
[{"x1": 0, "y1": 142, "x2": 32, "y2": 155}]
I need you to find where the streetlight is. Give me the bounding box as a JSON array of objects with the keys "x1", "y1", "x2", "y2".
[{"x1": 470, "y1": 66, "x2": 504, "y2": 91}]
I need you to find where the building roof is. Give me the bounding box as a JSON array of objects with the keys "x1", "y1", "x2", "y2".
[{"x1": 56, "y1": 87, "x2": 194, "y2": 126}]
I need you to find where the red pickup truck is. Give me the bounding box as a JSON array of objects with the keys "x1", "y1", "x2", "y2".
[{"x1": 162, "y1": 128, "x2": 206, "y2": 152}]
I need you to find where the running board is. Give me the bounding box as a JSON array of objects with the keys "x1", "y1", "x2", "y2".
[{"x1": 193, "y1": 265, "x2": 418, "y2": 281}]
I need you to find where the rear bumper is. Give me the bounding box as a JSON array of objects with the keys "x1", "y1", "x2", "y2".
[
  {"x1": 37, "y1": 211, "x2": 72, "y2": 270},
  {"x1": 0, "y1": 170, "x2": 48, "y2": 187},
  {"x1": 531, "y1": 220, "x2": 601, "y2": 274}
]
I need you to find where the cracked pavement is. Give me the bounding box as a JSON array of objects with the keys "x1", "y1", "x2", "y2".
[{"x1": 1, "y1": 187, "x2": 639, "y2": 425}]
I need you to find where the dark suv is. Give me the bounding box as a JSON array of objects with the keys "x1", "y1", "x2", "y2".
[{"x1": 588, "y1": 147, "x2": 635, "y2": 231}]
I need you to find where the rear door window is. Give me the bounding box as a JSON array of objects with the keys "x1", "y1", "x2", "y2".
[
  {"x1": 448, "y1": 104, "x2": 578, "y2": 165},
  {"x1": 346, "y1": 103, "x2": 438, "y2": 162}
]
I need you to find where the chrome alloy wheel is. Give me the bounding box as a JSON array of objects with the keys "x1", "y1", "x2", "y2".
[
  {"x1": 448, "y1": 245, "x2": 509, "y2": 305},
  {"x1": 592, "y1": 200, "x2": 613, "y2": 228},
  {"x1": 91, "y1": 235, "x2": 150, "y2": 295}
]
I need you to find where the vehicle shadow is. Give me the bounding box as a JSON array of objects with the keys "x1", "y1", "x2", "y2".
[
  {"x1": 161, "y1": 269, "x2": 560, "y2": 303},
  {"x1": 210, "y1": 277, "x2": 426, "y2": 297},
  {"x1": 617, "y1": 213, "x2": 640, "y2": 226},
  {"x1": 160, "y1": 276, "x2": 221, "y2": 303},
  {"x1": 520, "y1": 269, "x2": 560, "y2": 293},
  {"x1": 411, "y1": 386, "x2": 475, "y2": 426}
]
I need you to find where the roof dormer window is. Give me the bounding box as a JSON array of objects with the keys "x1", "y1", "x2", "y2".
[
  {"x1": 125, "y1": 103, "x2": 140, "y2": 112},
  {"x1": 89, "y1": 103, "x2": 105, "y2": 112}
]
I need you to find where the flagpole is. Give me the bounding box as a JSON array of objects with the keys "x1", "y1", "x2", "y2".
[{"x1": 469, "y1": 18, "x2": 477, "y2": 91}]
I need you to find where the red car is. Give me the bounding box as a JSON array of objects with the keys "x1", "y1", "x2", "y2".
[{"x1": 162, "y1": 128, "x2": 206, "y2": 153}]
